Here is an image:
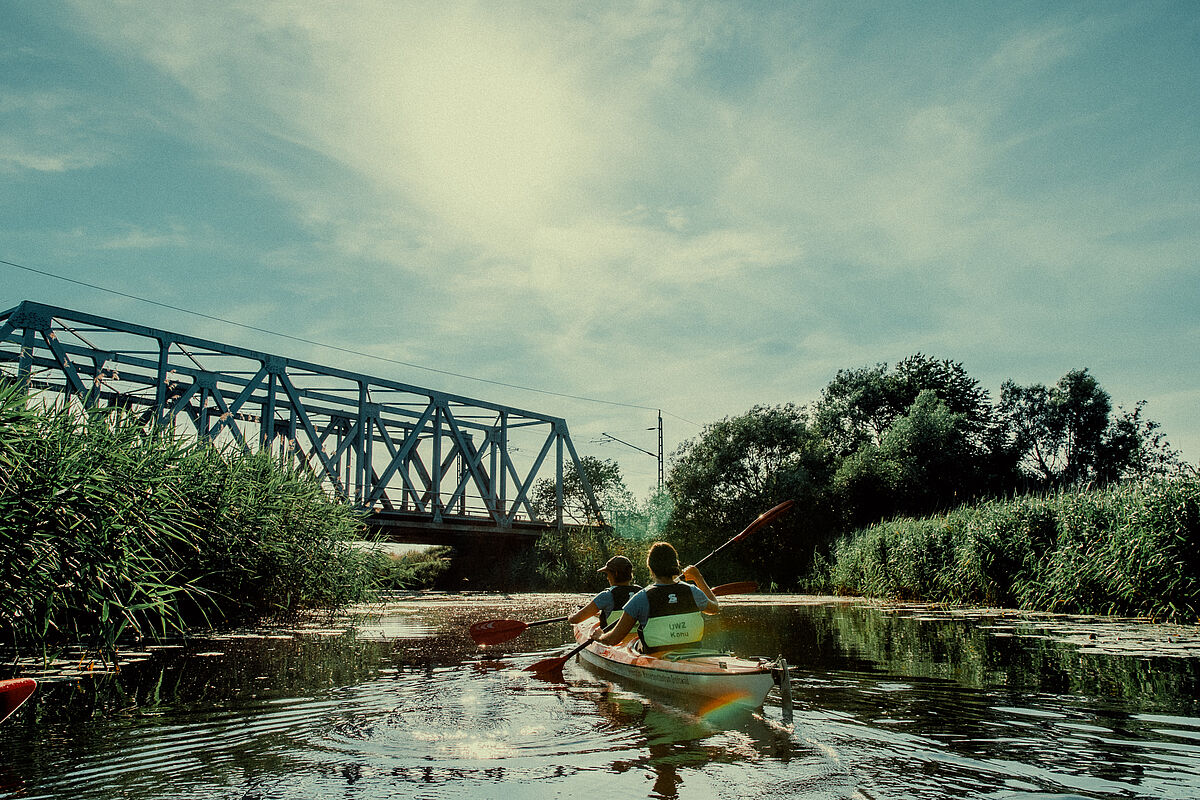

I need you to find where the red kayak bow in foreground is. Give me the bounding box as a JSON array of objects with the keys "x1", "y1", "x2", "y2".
[{"x1": 0, "y1": 678, "x2": 36, "y2": 725}]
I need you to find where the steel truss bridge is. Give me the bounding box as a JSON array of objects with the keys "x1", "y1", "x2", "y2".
[{"x1": 0, "y1": 300, "x2": 604, "y2": 544}]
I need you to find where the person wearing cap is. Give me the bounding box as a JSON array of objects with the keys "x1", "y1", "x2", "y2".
[
  {"x1": 594, "y1": 541, "x2": 719, "y2": 653},
  {"x1": 567, "y1": 555, "x2": 642, "y2": 628}
]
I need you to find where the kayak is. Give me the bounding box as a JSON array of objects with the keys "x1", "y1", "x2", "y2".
[
  {"x1": 571, "y1": 620, "x2": 779, "y2": 711},
  {"x1": 0, "y1": 678, "x2": 36, "y2": 724}
]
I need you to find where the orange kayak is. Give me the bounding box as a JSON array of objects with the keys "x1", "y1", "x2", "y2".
[
  {"x1": 0, "y1": 678, "x2": 36, "y2": 724},
  {"x1": 572, "y1": 620, "x2": 778, "y2": 711}
]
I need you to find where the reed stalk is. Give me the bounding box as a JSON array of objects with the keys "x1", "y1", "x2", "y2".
[
  {"x1": 825, "y1": 477, "x2": 1200, "y2": 620},
  {"x1": 0, "y1": 380, "x2": 372, "y2": 659}
]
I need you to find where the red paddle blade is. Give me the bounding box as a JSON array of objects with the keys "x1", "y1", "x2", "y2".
[
  {"x1": 713, "y1": 580, "x2": 758, "y2": 596},
  {"x1": 0, "y1": 678, "x2": 36, "y2": 725},
  {"x1": 733, "y1": 500, "x2": 795, "y2": 543},
  {"x1": 524, "y1": 638, "x2": 591, "y2": 674},
  {"x1": 470, "y1": 619, "x2": 529, "y2": 645},
  {"x1": 523, "y1": 654, "x2": 570, "y2": 674}
]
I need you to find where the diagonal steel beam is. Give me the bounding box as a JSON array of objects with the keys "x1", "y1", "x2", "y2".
[
  {"x1": 368, "y1": 402, "x2": 437, "y2": 504},
  {"x1": 505, "y1": 427, "x2": 556, "y2": 525},
  {"x1": 277, "y1": 370, "x2": 346, "y2": 497}
]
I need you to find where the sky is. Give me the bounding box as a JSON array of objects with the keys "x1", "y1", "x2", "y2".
[{"x1": 2, "y1": 1, "x2": 1198, "y2": 496}]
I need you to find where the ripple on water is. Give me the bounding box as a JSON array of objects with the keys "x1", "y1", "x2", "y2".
[
  {"x1": 321, "y1": 664, "x2": 645, "y2": 768},
  {"x1": 6, "y1": 599, "x2": 1200, "y2": 800}
]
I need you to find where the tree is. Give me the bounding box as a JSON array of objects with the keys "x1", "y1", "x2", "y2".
[
  {"x1": 878, "y1": 389, "x2": 974, "y2": 514},
  {"x1": 813, "y1": 354, "x2": 994, "y2": 458},
  {"x1": 812, "y1": 362, "x2": 892, "y2": 457},
  {"x1": 832, "y1": 390, "x2": 980, "y2": 527},
  {"x1": 999, "y1": 369, "x2": 1111, "y2": 487},
  {"x1": 665, "y1": 405, "x2": 835, "y2": 585},
  {"x1": 530, "y1": 456, "x2": 632, "y2": 525},
  {"x1": 891, "y1": 354, "x2": 993, "y2": 440},
  {"x1": 1095, "y1": 400, "x2": 1184, "y2": 482}
]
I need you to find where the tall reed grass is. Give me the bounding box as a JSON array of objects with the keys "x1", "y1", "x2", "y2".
[
  {"x1": 825, "y1": 477, "x2": 1200, "y2": 620},
  {"x1": 367, "y1": 546, "x2": 453, "y2": 590},
  {"x1": 0, "y1": 380, "x2": 372, "y2": 658}
]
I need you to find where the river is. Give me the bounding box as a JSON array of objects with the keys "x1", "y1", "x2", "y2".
[{"x1": 1, "y1": 594, "x2": 1198, "y2": 799}]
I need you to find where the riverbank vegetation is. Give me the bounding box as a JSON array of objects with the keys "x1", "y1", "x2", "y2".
[
  {"x1": 5, "y1": 348, "x2": 1195, "y2": 659},
  {"x1": 540, "y1": 355, "x2": 1196, "y2": 618},
  {"x1": 368, "y1": 546, "x2": 453, "y2": 590},
  {"x1": 825, "y1": 478, "x2": 1200, "y2": 619},
  {"x1": 0, "y1": 380, "x2": 374, "y2": 659}
]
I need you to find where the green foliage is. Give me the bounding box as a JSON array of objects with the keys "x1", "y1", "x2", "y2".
[
  {"x1": 1098, "y1": 400, "x2": 1184, "y2": 482},
  {"x1": 367, "y1": 547, "x2": 453, "y2": 590},
  {"x1": 999, "y1": 368, "x2": 1111, "y2": 486},
  {"x1": 609, "y1": 485, "x2": 674, "y2": 541},
  {"x1": 530, "y1": 455, "x2": 632, "y2": 525},
  {"x1": 813, "y1": 354, "x2": 993, "y2": 458},
  {"x1": 996, "y1": 368, "x2": 1182, "y2": 490},
  {"x1": 665, "y1": 404, "x2": 836, "y2": 586},
  {"x1": 507, "y1": 524, "x2": 652, "y2": 591},
  {"x1": 0, "y1": 381, "x2": 372, "y2": 659},
  {"x1": 659, "y1": 355, "x2": 1184, "y2": 595},
  {"x1": 833, "y1": 390, "x2": 978, "y2": 527},
  {"x1": 824, "y1": 477, "x2": 1200, "y2": 620}
]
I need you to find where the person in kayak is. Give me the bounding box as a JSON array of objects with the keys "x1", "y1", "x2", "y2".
[
  {"x1": 593, "y1": 542, "x2": 720, "y2": 653},
  {"x1": 568, "y1": 555, "x2": 642, "y2": 628}
]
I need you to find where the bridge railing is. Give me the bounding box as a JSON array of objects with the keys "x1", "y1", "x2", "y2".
[{"x1": 0, "y1": 300, "x2": 604, "y2": 531}]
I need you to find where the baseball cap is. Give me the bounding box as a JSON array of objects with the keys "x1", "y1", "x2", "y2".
[{"x1": 597, "y1": 555, "x2": 633, "y2": 581}]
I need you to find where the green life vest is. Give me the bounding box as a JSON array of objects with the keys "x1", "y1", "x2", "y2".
[
  {"x1": 599, "y1": 584, "x2": 641, "y2": 628},
  {"x1": 639, "y1": 583, "x2": 705, "y2": 652}
]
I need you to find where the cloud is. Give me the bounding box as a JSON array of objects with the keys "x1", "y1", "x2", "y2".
[
  {"x1": 0, "y1": 91, "x2": 112, "y2": 173},
  {"x1": 17, "y1": 2, "x2": 1196, "y2": 470},
  {"x1": 96, "y1": 224, "x2": 194, "y2": 250}
]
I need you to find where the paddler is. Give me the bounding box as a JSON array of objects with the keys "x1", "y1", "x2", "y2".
[
  {"x1": 593, "y1": 542, "x2": 720, "y2": 653},
  {"x1": 568, "y1": 555, "x2": 642, "y2": 628}
]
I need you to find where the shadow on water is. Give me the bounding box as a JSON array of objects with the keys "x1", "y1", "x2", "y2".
[{"x1": 1, "y1": 595, "x2": 1198, "y2": 799}]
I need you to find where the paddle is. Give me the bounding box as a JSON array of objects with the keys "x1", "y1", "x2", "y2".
[
  {"x1": 471, "y1": 580, "x2": 760, "y2": 646},
  {"x1": 470, "y1": 615, "x2": 566, "y2": 646},
  {"x1": 523, "y1": 501, "x2": 794, "y2": 674},
  {"x1": 691, "y1": 500, "x2": 795, "y2": 570}
]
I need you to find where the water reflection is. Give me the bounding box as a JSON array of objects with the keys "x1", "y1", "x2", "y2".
[{"x1": 0, "y1": 596, "x2": 1197, "y2": 799}]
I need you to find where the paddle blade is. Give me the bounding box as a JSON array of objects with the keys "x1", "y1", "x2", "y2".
[
  {"x1": 523, "y1": 654, "x2": 570, "y2": 675},
  {"x1": 732, "y1": 500, "x2": 795, "y2": 544},
  {"x1": 0, "y1": 678, "x2": 36, "y2": 725},
  {"x1": 524, "y1": 637, "x2": 592, "y2": 674},
  {"x1": 713, "y1": 580, "x2": 758, "y2": 596},
  {"x1": 469, "y1": 619, "x2": 529, "y2": 645}
]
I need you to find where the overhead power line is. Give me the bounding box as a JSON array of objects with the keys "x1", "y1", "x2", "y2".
[{"x1": 2, "y1": 256, "x2": 700, "y2": 425}]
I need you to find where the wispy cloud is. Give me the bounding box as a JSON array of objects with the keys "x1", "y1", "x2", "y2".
[
  {"x1": 5, "y1": 1, "x2": 1195, "y2": 476},
  {"x1": 0, "y1": 90, "x2": 112, "y2": 173}
]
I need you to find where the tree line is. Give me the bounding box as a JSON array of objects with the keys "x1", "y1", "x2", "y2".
[{"x1": 538, "y1": 354, "x2": 1187, "y2": 589}]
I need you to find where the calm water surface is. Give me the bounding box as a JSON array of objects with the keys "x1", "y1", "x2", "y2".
[{"x1": 1, "y1": 595, "x2": 1198, "y2": 799}]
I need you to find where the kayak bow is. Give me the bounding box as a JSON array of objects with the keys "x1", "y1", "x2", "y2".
[{"x1": 0, "y1": 678, "x2": 36, "y2": 725}]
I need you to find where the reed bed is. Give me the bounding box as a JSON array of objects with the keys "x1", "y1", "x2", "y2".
[
  {"x1": 368, "y1": 546, "x2": 453, "y2": 590},
  {"x1": 0, "y1": 380, "x2": 372, "y2": 659},
  {"x1": 827, "y1": 477, "x2": 1200, "y2": 620}
]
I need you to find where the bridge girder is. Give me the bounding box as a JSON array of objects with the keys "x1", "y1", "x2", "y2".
[{"x1": 0, "y1": 300, "x2": 605, "y2": 531}]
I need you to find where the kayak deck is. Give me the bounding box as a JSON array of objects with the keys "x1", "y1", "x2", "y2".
[{"x1": 572, "y1": 621, "x2": 776, "y2": 710}]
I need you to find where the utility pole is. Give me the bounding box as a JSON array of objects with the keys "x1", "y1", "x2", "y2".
[
  {"x1": 657, "y1": 409, "x2": 664, "y2": 489},
  {"x1": 600, "y1": 410, "x2": 664, "y2": 489}
]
